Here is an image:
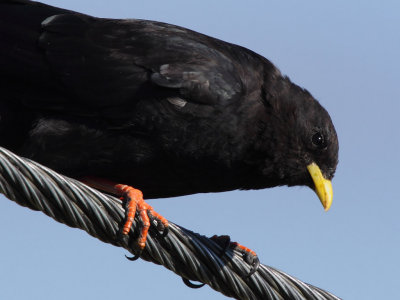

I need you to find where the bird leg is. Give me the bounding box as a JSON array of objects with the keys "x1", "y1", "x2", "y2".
[
  {"x1": 211, "y1": 235, "x2": 260, "y2": 276},
  {"x1": 81, "y1": 177, "x2": 169, "y2": 251}
]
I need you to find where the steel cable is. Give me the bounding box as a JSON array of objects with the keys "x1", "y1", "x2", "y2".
[{"x1": 0, "y1": 147, "x2": 341, "y2": 300}]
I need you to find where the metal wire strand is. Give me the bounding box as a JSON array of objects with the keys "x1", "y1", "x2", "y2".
[{"x1": 0, "y1": 147, "x2": 341, "y2": 300}]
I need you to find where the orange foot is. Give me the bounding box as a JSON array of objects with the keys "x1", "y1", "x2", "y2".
[
  {"x1": 82, "y1": 177, "x2": 169, "y2": 257},
  {"x1": 211, "y1": 235, "x2": 260, "y2": 276}
]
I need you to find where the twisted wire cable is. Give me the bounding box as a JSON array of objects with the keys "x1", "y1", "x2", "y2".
[{"x1": 0, "y1": 147, "x2": 341, "y2": 300}]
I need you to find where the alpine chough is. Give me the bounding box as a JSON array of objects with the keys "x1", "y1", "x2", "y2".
[{"x1": 0, "y1": 0, "x2": 339, "y2": 253}]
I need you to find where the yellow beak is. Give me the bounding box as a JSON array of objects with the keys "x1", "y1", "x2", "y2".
[{"x1": 307, "y1": 162, "x2": 333, "y2": 211}]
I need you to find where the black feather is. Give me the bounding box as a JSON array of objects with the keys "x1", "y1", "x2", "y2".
[{"x1": 0, "y1": 0, "x2": 338, "y2": 198}]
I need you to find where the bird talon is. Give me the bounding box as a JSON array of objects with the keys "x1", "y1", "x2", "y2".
[
  {"x1": 114, "y1": 184, "x2": 170, "y2": 250},
  {"x1": 81, "y1": 178, "x2": 169, "y2": 251},
  {"x1": 182, "y1": 277, "x2": 206, "y2": 289},
  {"x1": 148, "y1": 211, "x2": 169, "y2": 238},
  {"x1": 147, "y1": 210, "x2": 156, "y2": 223},
  {"x1": 148, "y1": 211, "x2": 160, "y2": 229},
  {"x1": 211, "y1": 235, "x2": 259, "y2": 276},
  {"x1": 245, "y1": 255, "x2": 260, "y2": 277},
  {"x1": 231, "y1": 242, "x2": 260, "y2": 276},
  {"x1": 160, "y1": 226, "x2": 169, "y2": 237},
  {"x1": 210, "y1": 235, "x2": 231, "y2": 257},
  {"x1": 125, "y1": 252, "x2": 141, "y2": 261}
]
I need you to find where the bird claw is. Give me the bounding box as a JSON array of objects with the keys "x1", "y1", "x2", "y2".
[
  {"x1": 117, "y1": 184, "x2": 169, "y2": 252},
  {"x1": 148, "y1": 211, "x2": 169, "y2": 238},
  {"x1": 81, "y1": 178, "x2": 169, "y2": 253},
  {"x1": 182, "y1": 277, "x2": 206, "y2": 289},
  {"x1": 243, "y1": 253, "x2": 260, "y2": 277},
  {"x1": 125, "y1": 252, "x2": 141, "y2": 261},
  {"x1": 210, "y1": 234, "x2": 260, "y2": 277},
  {"x1": 232, "y1": 241, "x2": 260, "y2": 277},
  {"x1": 210, "y1": 234, "x2": 231, "y2": 257},
  {"x1": 161, "y1": 226, "x2": 169, "y2": 237}
]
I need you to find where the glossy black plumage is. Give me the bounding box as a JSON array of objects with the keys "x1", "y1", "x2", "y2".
[{"x1": 0, "y1": 0, "x2": 338, "y2": 199}]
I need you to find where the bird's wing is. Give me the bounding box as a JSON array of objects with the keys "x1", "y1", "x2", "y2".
[{"x1": 36, "y1": 13, "x2": 245, "y2": 111}]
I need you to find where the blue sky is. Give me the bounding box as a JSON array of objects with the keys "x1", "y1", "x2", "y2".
[{"x1": 0, "y1": 1, "x2": 399, "y2": 299}]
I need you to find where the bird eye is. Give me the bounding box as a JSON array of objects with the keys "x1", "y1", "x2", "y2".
[{"x1": 311, "y1": 132, "x2": 327, "y2": 149}]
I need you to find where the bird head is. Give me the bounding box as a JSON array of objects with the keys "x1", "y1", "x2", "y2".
[{"x1": 255, "y1": 75, "x2": 339, "y2": 211}]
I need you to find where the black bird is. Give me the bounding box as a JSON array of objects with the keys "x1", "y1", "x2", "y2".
[{"x1": 0, "y1": 0, "x2": 338, "y2": 252}]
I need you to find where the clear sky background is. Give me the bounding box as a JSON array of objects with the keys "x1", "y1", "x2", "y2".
[{"x1": 0, "y1": 0, "x2": 399, "y2": 299}]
